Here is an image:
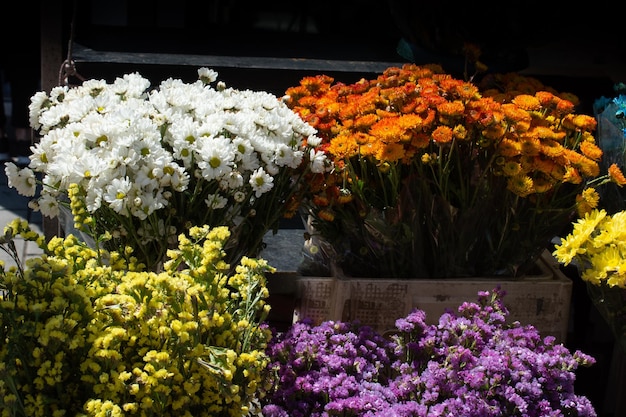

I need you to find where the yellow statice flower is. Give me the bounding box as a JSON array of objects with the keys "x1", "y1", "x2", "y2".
[{"x1": 0, "y1": 220, "x2": 272, "y2": 416}]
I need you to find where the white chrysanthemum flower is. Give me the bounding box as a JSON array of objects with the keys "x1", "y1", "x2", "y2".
[
  {"x1": 130, "y1": 190, "x2": 167, "y2": 220},
  {"x1": 170, "y1": 166, "x2": 190, "y2": 192},
  {"x1": 49, "y1": 129, "x2": 114, "y2": 186},
  {"x1": 103, "y1": 177, "x2": 133, "y2": 215},
  {"x1": 81, "y1": 78, "x2": 109, "y2": 94},
  {"x1": 85, "y1": 186, "x2": 103, "y2": 213},
  {"x1": 37, "y1": 192, "x2": 61, "y2": 218},
  {"x1": 196, "y1": 136, "x2": 236, "y2": 180},
  {"x1": 274, "y1": 143, "x2": 298, "y2": 168},
  {"x1": 220, "y1": 170, "x2": 244, "y2": 190},
  {"x1": 48, "y1": 85, "x2": 69, "y2": 103},
  {"x1": 205, "y1": 193, "x2": 228, "y2": 209},
  {"x1": 110, "y1": 72, "x2": 151, "y2": 98},
  {"x1": 153, "y1": 163, "x2": 189, "y2": 190},
  {"x1": 233, "y1": 137, "x2": 255, "y2": 160},
  {"x1": 247, "y1": 135, "x2": 274, "y2": 160},
  {"x1": 306, "y1": 134, "x2": 322, "y2": 147},
  {"x1": 249, "y1": 167, "x2": 274, "y2": 197},
  {"x1": 37, "y1": 104, "x2": 73, "y2": 133},
  {"x1": 198, "y1": 67, "x2": 218, "y2": 84},
  {"x1": 309, "y1": 148, "x2": 330, "y2": 173},
  {"x1": 4, "y1": 164, "x2": 36, "y2": 197},
  {"x1": 28, "y1": 90, "x2": 51, "y2": 130},
  {"x1": 166, "y1": 116, "x2": 200, "y2": 167},
  {"x1": 264, "y1": 162, "x2": 279, "y2": 176}
]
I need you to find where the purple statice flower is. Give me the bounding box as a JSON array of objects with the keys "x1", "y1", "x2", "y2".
[
  {"x1": 262, "y1": 319, "x2": 395, "y2": 417},
  {"x1": 261, "y1": 287, "x2": 598, "y2": 417}
]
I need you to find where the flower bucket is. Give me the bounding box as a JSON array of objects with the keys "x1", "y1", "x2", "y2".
[
  {"x1": 294, "y1": 250, "x2": 572, "y2": 342},
  {"x1": 586, "y1": 282, "x2": 626, "y2": 353}
]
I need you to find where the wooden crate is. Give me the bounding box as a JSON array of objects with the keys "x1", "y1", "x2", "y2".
[{"x1": 294, "y1": 251, "x2": 572, "y2": 343}]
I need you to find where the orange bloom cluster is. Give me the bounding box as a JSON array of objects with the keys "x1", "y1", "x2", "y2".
[
  {"x1": 285, "y1": 64, "x2": 625, "y2": 278},
  {"x1": 479, "y1": 72, "x2": 581, "y2": 107},
  {"x1": 287, "y1": 64, "x2": 621, "y2": 209}
]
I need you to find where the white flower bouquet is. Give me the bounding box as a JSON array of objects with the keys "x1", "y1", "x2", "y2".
[{"x1": 5, "y1": 68, "x2": 328, "y2": 270}]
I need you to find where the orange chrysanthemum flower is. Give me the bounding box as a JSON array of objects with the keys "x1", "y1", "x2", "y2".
[
  {"x1": 432, "y1": 125, "x2": 454, "y2": 144},
  {"x1": 575, "y1": 156, "x2": 600, "y2": 178},
  {"x1": 576, "y1": 201, "x2": 594, "y2": 218},
  {"x1": 532, "y1": 126, "x2": 565, "y2": 141},
  {"x1": 502, "y1": 161, "x2": 522, "y2": 176},
  {"x1": 497, "y1": 138, "x2": 522, "y2": 157},
  {"x1": 337, "y1": 189, "x2": 354, "y2": 204},
  {"x1": 300, "y1": 74, "x2": 334, "y2": 91},
  {"x1": 283, "y1": 85, "x2": 308, "y2": 100},
  {"x1": 411, "y1": 132, "x2": 431, "y2": 149},
  {"x1": 317, "y1": 209, "x2": 335, "y2": 222},
  {"x1": 563, "y1": 166, "x2": 583, "y2": 184},
  {"x1": 370, "y1": 117, "x2": 404, "y2": 143},
  {"x1": 519, "y1": 136, "x2": 541, "y2": 156},
  {"x1": 580, "y1": 187, "x2": 600, "y2": 208},
  {"x1": 339, "y1": 102, "x2": 360, "y2": 120},
  {"x1": 532, "y1": 175, "x2": 555, "y2": 193},
  {"x1": 512, "y1": 94, "x2": 541, "y2": 111},
  {"x1": 501, "y1": 103, "x2": 531, "y2": 123},
  {"x1": 557, "y1": 93, "x2": 579, "y2": 108},
  {"x1": 507, "y1": 174, "x2": 534, "y2": 197},
  {"x1": 576, "y1": 188, "x2": 600, "y2": 217},
  {"x1": 562, "y1": 114, "x2": 597, "y2": 131},
  {"x1": 555, "y1": 97, "x2": 576, "y2": 115},
  {"x1": 512, "y1": 119, "x2": 531, "y2": 133},
  {"x1": 608, "y1": 163, "x2": 626, "y2": 186},
  {"x1": 482, "y1": 124, "x2": 507, "y2": 140},
  {"x1": 376, "y1": 142, "x2": 405, "y2": 163},
  {"x1": 313, "y1": 194, "x2": 331, "y2": 207},
  {"x1": 397, "y1": 114, "x2": 424, "y2": 131},
  {"x1": 579, "y1": 140, "x2": 603, "y2": 161},
  {"x1": 540, "y1": 140, "x2": 565, "y2": 158},
  {"x1": 352, "y1": 132, "x2": 372, "y2": 145},
  {"x1": 328, "y1": 133, "x2": 359, "y2": 159},
  {"x1": 354, "y1": 113, "x2": 379, "y2": 131},
  {"x1": 437, "y1": 100, "x2": 465, "y2": 117},
  {"x1": 293, "y1": 94, "x2": 319, "y2": 108},
  {"x1": 533, "y1": 157, "x2": 560, "y2": 178},
  {"x1": 535, "y1": 91, "x2": 558, "y2": 107},
  {"x1": 454, "y1": 82, "x2": 480, "y2": 101}
]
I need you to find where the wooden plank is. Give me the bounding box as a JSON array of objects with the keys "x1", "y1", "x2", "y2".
[{"x1": 72, "y1": 43, "x2": 406, "y2": 74}]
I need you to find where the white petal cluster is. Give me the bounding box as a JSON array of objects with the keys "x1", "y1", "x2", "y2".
[{"x1": 13, "y1": 68, "x2": 328, "y2": 224}]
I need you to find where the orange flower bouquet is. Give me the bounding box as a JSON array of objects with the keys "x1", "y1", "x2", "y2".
[{"x1": 285, "y1": 64, "x2": 626, "y2": 278}]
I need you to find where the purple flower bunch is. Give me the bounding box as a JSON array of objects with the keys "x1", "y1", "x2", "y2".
[{"x1": 261, "y1": 288, "x2": 597, "y2": 417}]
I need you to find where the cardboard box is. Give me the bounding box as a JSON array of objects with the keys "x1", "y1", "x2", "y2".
[{"x1": 294, "y1": 251, "x2": 572, "y2": 343}]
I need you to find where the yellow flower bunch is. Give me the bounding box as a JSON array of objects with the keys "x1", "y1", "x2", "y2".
[
  {"x1": 286, "y1": 64, "x2": 626, "y2": 278},
  {"x1": 553, "y1": 209, "x2": 626, "y2": 352},
  {"x1": 553, "y1": 209, "x2": 626, "y2": 288},
  {"x1": 0, "y1": 219, "x2": 272, "y2": 416}
]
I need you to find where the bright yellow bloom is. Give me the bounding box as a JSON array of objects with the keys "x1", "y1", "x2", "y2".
[{"x1": 554, "y1": 209, "x2": 626, "y2": 288}]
